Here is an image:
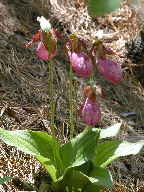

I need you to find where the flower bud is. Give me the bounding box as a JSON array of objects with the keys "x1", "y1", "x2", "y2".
[
  {"x1": 68, "y1": 52, "x2": 93, "y2": 77},
  {"x1": 97, "y1": 59, "x2": 123, "y2": 83}
]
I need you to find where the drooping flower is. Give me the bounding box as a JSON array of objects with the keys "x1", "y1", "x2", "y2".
[
  {"x1": 97, "y1": 58, "x2": 123, "y2": 84},
  {"x1": 24, "y1": 16, "x2": 57, "y2": 60},
  {"x1": 91, "y1": 40, "x2": 123, "y2": 83},
  {"x1": 68, "y1": 51, "x2": 93, "y2": 77},
  {"x1": 80, "y1": 85, "x2": 101, "y2": 126},
  {"x1": 36, "y1": 42, "x2": 55, "y2": 61},
  {"x1": 66, "y1": 34, "x2": 93, "y2": 77},
  {"x1": 80, "y1": 98, "x2": 101, "y2": 126}
]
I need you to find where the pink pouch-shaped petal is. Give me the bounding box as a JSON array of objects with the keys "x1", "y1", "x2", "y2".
[
  {"x1": 69, "y1": 52, "x2": 93, "y2": 77},
  {"x1": 36, "y1": 42, "x2": 56, "y2": 60},
  {"x1": 97, "y1": 59, "x2": 123, "y2": 83},
  {"x1": 36, "y1": 42, "x2": 49, "y2": 60},
  {"x1": 80, "y1": 98, "x2": 101, "y2": 126}
]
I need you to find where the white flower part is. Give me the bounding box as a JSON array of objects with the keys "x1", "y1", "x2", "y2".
[{"x1": 37, "y1": 16, "x2": 51, "y2": 32}]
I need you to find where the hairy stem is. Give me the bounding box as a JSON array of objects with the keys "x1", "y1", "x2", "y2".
[
  {"x1": 49, "y1": 59, "x2": 56, "y2": 138},
  {"x1": 69, "y1": 66, "x2": 75, "y2": 138}
]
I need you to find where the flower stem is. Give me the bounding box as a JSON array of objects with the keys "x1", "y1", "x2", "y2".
[
  {"x1": 69, "y1": 66, "x2": 75, "y2": 138},
  {"x1": 49, "y1": 59, "x2": 56, "y2": 138}
]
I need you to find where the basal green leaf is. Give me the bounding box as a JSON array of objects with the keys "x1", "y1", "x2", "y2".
[
  {"x1": 85, "y1": 185, "x2": 101, "y2": 192},
  {"x1": 74, "y1": 161, "x2": 93, "y2": 175},
  {"x1": 100, "y1": 123, "x2": 122, "y2": 139},
  {"x1": 63, "y1": 169, "x2": 89, "y2": 188},
  {"x1": 37, "y1": 156, "x2": 58, "y2": 182},
  {"x1": 87, "y1": 0, "x2": 121, "y2": 16},
  {"x1": 88, "y1": 166, "x2": 113, "y2": 189},
  {"x1": 93, "y1": 140, "x2": 121, "y2": 167},
  {"x1": 63, "y1": 166, "x2": 112, "y2": 191},
  {"x1": 0, "y1": 128, "x2": 62, "y2": 181},
  {"x1": 60, "y1": 128, "x2": 100, "y2": 170},
  {"x1": 93, "y1": 140, "x2": 144, "y2": 168},
  {"x1": 0, "y1": 176, "x2": 12, "y2": 184}
]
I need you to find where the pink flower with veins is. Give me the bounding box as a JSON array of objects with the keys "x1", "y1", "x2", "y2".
[
  {"x1": 80, "y1": 97, "x2": 101, "y2": 126},
  {"x1": 24, "y1": 28, "x2": 58, "y2": 61},
  {"x1": 97, "y1": 58, "x2": 123, "y2": 84},
  {"x1": 36, "y1": 42, "x2": 56, "y2": 60},
  {"x1": 80, "y1": 85, "x2": 101, "y2": 126},
  {"x1": 68, "y1": 52, "x2": 93, "y2": 77}
]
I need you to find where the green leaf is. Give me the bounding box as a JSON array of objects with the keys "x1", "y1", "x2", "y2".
[
  {"x1": 63, "y1": 169, "x2": 89, "y2": 188},
  {"x1": 63, "y1": 166, "x2": 112, "y2": 190},
  {"x1": 93, "y1": 140, "x2": 144, "y2": 168},
  {"x1": 87, "y1": 0, "x2": 121, "y2": 16},
  {"x1": 60, "y1": 128, "x2": 100, "y2": 170},
  {"x1": 0, "y1": 176, "x2": 12, "y2": 184},
  {"x1": 36, "y1": 156, "x2": 58, "y2": 182},
  {"x1": 0, "y1": 129, "x2": 62, "y2": 181},
  {"x1": 88, "y1": 166, "x2": 113, "y2": 189},
  {"x1": 93, "y1": 140, "x2": 120, "y2": 167},
  {"x1": 100, "y1": 123, "x2": 122, "y2": 139},
  {"x1": 85, "y1": 185, "x2": 101, "y2": 192},
  {"x1": 75, "y1": 161, "x2": 93, "y2": 175}
]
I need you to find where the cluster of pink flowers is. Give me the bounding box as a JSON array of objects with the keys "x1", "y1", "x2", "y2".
[{"x1": 25, "y1": 16, "x2": 123, "y2": 127}]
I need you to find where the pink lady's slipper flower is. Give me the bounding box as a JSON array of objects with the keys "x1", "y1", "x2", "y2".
[
  {"x1": 66, "y1": 34, "x2": 93, "y2": 77},
  {"x1": 80, "y1": 86, "x2": 101, "y2": 126},
  {"x1": 68, "y1": 52, "x2": 93, "y2": 77},
  {"x1": 36, "y1": 42, "x2": 52, "y2": 60},
  {"x1": 92, "y1": 40, "x2": 123, "y2": 84},
  {"x1": 97, "y1": 58, "x2": 123, "y2": 84},
  {"x1": 24, "y1": 16, "x2": 57, "y2": 60}
]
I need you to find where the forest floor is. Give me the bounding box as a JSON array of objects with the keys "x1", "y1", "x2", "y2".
[{"x1": 0, "y1": 0, "x2": 144, "y2": 191}]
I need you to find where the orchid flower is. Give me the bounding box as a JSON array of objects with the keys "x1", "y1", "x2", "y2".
[
  {"x1": 24, "y1": 16, "x2": 57, "y2": 60},
  {"x1": 68, "y1": 52, "x2": 93, "y2": 77},
  {"x1": 92, "y1": 40, "x2": 123, "y2": 83},
  {"x1": 66, "y1": 34, "x2": 93, "y2": 77},
  {"x1": 80, "y1": 86, "x2": 101, "y2": 126},
  {"x1": 97, "y1": 58, "x2": 123, "y2": 84}
]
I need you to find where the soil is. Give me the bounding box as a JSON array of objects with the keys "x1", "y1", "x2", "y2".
[{"x1": 0, "y1": 0, "x2": 144, "y2": 192}]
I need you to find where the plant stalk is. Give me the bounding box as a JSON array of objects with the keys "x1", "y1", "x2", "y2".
[
  {"x1": 49, "y1": 59, "x2": 56, "y2": 138},
  {"x1": 69, "y1": 65, "x2": 75, "y2": 138}
]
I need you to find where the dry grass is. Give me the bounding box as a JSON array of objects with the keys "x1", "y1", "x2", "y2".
[{"x1": 0, "y1": 0, "x2": 144, "y2": 191}]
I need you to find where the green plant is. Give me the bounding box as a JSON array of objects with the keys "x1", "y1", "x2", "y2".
[
  {"x1": 0, "y1": 123, "x2": 144, "y2": 192},
  {"x1": 1, "y1": 2, "x2": 141, "y2": 191}
]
